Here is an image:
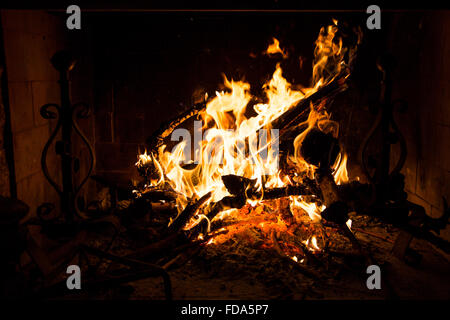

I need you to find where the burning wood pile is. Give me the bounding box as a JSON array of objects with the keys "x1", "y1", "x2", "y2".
[
  {"x1": 124, "y1": 20, "x2": 448, "y2": 290},
  {"x1": 129, "y1": 21, "x2": 369, "y2": 271}
]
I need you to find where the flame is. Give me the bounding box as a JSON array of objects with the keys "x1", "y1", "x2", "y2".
[
  {"x1": 290, "y1": 196, "x2": 324, "y2": 222},
  {"x1": 304, "y1": 236, "x2": 321, "y2": 252},
  {"x1": 313, "y1": 23, "x2": 344, "y2": 87},
  {"x1": 266, "y1": 37, "x2": 288, "y2": 58},
  {"x1": 346, "y1": 219, "x2": 352, "y2": 230},
  {"x1": 137, "y1": 21, "x2": 357, "y2": 252},
  {"x1": 311, "y1": 236, "x2": 321, "y2": 250},
  {"x1": 136, "y1": 151, "x2": 152, "y2": 167},
  {"x1": 333, "y1": 152, "x2": 349, "y2": 185},
  {"x1": 157, "y1": 61, "x2": 308, "y2": 210},
  {"x1": 136, "y1": 150, "x2": 164, "y2": 187}
]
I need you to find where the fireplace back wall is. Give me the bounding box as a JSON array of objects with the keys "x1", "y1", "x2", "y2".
[{"x1": 389, "y1": 12, "x2": 450, "y2": 225}]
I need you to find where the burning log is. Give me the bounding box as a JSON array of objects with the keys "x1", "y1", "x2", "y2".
[
  {"x1": 262, "y1": 185, "x2": 319, "y2": 200},
  {"x1": 146, "y1": 102, "x2": 206, "y2": 151},
  {"x1": 221, "y1": 175, "x2": 256, "y2": 196},
  {"x1": 185, "y1": 181, "x2": 317, "y2": 236},
  {"x1": 210, "y1": 181, "x2": 316, "y2": 219},
  {"x1": 222, "y1": 174, "x2": 319, "y2": 200},
  {"x1": 270, "y1": 231, "x2": 320, "y2": 279},
  {"x1": 139, "y1": 188, "x2": 181, "y2": 202},
  {"x1": 297, "y1": 128, "x2": 374, "y2": 261},
  {"x1": 207, "y1": 195, "x2": 246, "y2": 219},
  {"x1": 144, "y1": 69, "x2": 349, "y2": 162},
  {"x1": 299, "y1": 128, "x2": 350, "y2": 225},
  {"x1": 128, "y1": 23, "x2": 370, "y2": 279},
  {"x1": 272, "y1": 70, "x2": 349, "y2": 141},
  {"x1": 137, "y1": 69, "x2": 351, "y2": 236},
  {"x1": 297, "y1": 239, "x2": 324, "y2": 267},
  {"x1": 167, "y1": 192, "x2": 212, "y2": 234}
]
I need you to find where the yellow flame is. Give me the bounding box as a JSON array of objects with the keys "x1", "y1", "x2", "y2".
[
  {"x1": 137, "y1": 21, "x2": 353, "y2": 236},
  {"x1": 136, "y1": 150, "x2": 164, "y2": 187},
  {"x1": 346, "y1": 219, "x2": 352, "y2": 230},
  {"x1": 290, "y1": 196, "x2": 325, "y2": 222},
  {"x1": 333, "y1": 152, "x2": 349, "y2": 185},
  {"x1": 266, "y1": 37, "x2": 288, "y2": 58},
  {"x1": 304, "y1": 236, "x2": 321, "y2": 252},
  {"x1": 313, "y1": 23, "x2": 344, "y2": 87}
]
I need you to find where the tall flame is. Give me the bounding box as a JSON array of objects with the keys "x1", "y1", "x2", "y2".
[{"x1": 138, "y1": 21, "x2": 355, "y2": 235}]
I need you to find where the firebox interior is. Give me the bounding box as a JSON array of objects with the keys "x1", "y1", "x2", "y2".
[{"x1": 0, "y1": 9, "x2": 449, "y2": 300}]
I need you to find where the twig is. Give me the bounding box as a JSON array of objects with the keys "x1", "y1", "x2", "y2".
[
  {"x1": 163, "y1": 245, "x2": 203, "y2": 271},
  {"x1": 167, "y1": 192, "x2": 212, "y2": 233},
  {"x1": 126, "y1": 232, "x2": 189, "y2": 260},
  {"x1": 271, "y1": 231, "x2": 320, "y2": 279},
  {"x1": 353, "y1": 227, "x2": 395, "y2": 244}
]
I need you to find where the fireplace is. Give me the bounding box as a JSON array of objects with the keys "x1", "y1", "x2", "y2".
[{"x1": 0, "y1": 5, "x2": 449, "y2": 303}]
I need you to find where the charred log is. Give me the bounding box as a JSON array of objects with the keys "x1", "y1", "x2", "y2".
[
  {"x1": 146, "y1": 102, "x2": 206, "y2": 151},
  {"x1": 272, "y1": 70, "x2": 349, "y2": 141},
  {"x1": 167, "y1": 192, "x2": 212, "y2": 234},
  {"x1": 299, "y1": 129, "x2": 349, "y2": 224}
]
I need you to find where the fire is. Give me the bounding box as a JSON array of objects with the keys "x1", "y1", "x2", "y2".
[
  {"x1": 333, "y1": 153, "x2": 349, "y2": 185},
  {"x1": 266, "y1": 37, "x2": 288, "y2": 58},
  {"x1": 313, "y1": 21, "x2": 344, "y2": 87},
  {"x1": 135, "y1": 150, "x2": 164, "y2": 187},
  {"x1": 290, "y1": 197, "x2": 325, "y2": 222},
  {"x1": 137, "y1": 20, "x2": 360, "y2": 258},
  {"x1": 303, "y1": 236, "x2": 321, "y2": 252},
  {"x1": 157, "y1": 61, "x2": 308, "y2": 209},
  {"x1": 346, "y1": 219, "x2": 352, "y2": 230}
]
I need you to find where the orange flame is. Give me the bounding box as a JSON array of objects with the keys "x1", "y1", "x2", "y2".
[
  {"x1": 266, "y1": 37, "x2": 288, "y2": 58},
  {"x1": 138, "y1": 21, "x2": 354, "y2": 243}
]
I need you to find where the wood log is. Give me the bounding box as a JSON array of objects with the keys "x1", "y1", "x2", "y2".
[
  {"x1": 271, "y1": 70, "x2": 349, "y2": 140},
  {"x1": 126, "y1": 232, "x2": 189, "y2": 260},
  {"x1": 185, "y1": 182, "x2": 317, "y2": 235},
  {"x1": 140, "y1": 189, "x2": 181, "y2": 202},
  {"x1": 270, "y1": 231, "x2": 320, "y2": 279},
  {"x1": 146, "y1": 70, "x2": 349, "y2": 156},
  {"x1": 146, "y1": 102, "x2": 206, "y2": 150},
  {"x1": 167, "y1": 192, "x2": 212, "y2": 233}
]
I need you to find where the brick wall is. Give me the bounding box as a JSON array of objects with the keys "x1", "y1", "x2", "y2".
[
  {"x1": 389, "y1": 11, "x2": 450, "y2": 223},
  {"x1": 1, "y1": 10, "x2": 66, "y2": 217},
  {"x1": 0, "y1": 66, "x2": 10, "y2": 197}
]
